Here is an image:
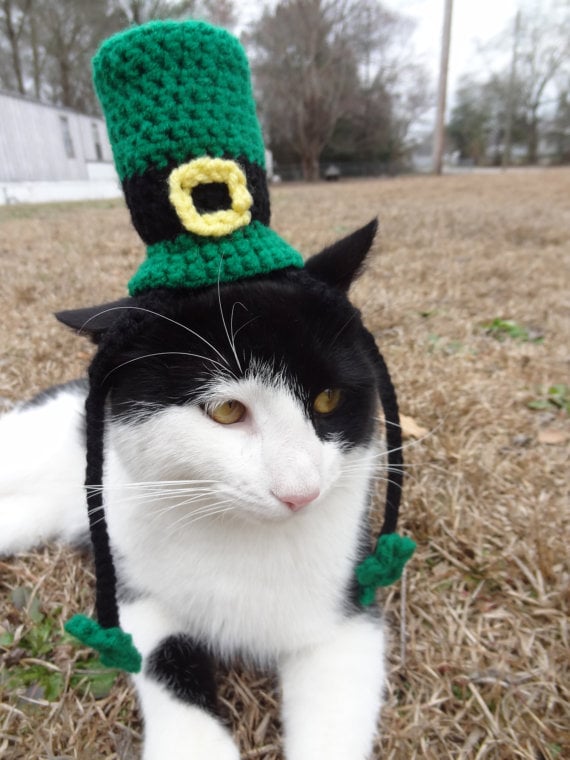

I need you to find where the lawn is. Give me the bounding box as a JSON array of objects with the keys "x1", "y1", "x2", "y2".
[{"x1": 0, "y1": 169, "x2": 568, "y2": 759}]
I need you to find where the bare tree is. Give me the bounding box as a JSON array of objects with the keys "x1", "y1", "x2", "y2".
[
  {"x1": 549, "y1": 84, "x2": 570, "y2": 162},
  {"x1": 246, "y1": 0, "x2": 421, "y2": 180},
  {"x1": 0, "y1": 0, "x2": 32, "y2": 93},
  {"x1": 28, "y1": 6, "x2": 44, "y2": 98},
  {"x1": 36, "y1": 0, "x2": 121, "y2": 111},
  {"x1": 0, "y1": 0, "x2": 237, "y2": 111},
  {"x1": 515, "y1": 4, "x2": 570, "y2": 162},
  {"x1": 114, "y1": 0, "x2": 196, "y2": 25},
  {"x1": 202, "y1": 0, "x2": 236, "y2": 29},
  {"x1": 502, "y1": 9, "x2": 520, "y2": 168},
  {"x1": 247, "y1": 0, "x2": 358, "y2": 181},
  {"x1": 370, "y1": 13, "x2": 432, "y2": 164},
  {"x1": 462, "y1": 0, "x2": 570, "y2": 164},
  {"x1": 0, "y1": 0, "x2": 122, "y2": 108},
  {"x1": 112, "y1": 0, "x2": 235, "y2": 27}
]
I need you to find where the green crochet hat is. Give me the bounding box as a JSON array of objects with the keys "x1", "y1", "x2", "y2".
[{"x1": 92, "y1": 20, "x2": 303, "y2": 294}]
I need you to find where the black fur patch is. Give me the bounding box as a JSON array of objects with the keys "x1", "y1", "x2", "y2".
[{"x1": 146, "y1": 634, "x2": 219, "y2": 713}]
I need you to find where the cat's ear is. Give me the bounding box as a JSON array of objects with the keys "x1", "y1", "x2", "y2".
[
  {"x1": 55, "y1": 297, "x2": 133, "y2": 343},
  {"x1": 304, "y1": 218, "x2": 378, "y2": 292}
]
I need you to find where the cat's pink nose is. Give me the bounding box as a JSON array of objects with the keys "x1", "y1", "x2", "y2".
[{"x1": 273, "y1": 488, "x2": 320, "y2": 511}]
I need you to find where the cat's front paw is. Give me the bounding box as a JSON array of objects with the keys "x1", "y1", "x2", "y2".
[{"x1": 142, "y1": 705, "x2": 240, "y2": 760}]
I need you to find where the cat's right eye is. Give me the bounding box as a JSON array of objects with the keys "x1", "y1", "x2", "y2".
[{"x1": 208, "y1": 400, "x2": 246, "y2": 425}]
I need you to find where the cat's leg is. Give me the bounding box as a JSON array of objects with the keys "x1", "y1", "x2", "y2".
[
  {"x1": 120, "y1": 599, "x2": 240, "y2": 760},
  {"x1": 279, "y1": 614, "x2": 385, "y2": 760},
  {"x1": 0, "y1": 388, "x2": 88, "y2": 555}
]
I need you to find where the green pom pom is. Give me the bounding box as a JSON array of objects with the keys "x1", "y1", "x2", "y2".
[
  {"x1": 65, "y1": 614, "x2": 142, "y2": 673},
  {"x1": 356, "y1": 533, "x2": 416, "y2": 606}
]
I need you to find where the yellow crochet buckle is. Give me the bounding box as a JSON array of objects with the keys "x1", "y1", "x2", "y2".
[{"x1": 168, "y1": 157, "x2": 253, "y2": 237}]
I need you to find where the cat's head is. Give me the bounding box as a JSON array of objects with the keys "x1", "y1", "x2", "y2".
[{"x1": 56, "y1": 220, "x2": 397, "y2": 524}]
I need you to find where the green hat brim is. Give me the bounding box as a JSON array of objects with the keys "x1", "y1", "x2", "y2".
[{"x1": 128, "y1": 221, "x2": 304, "y2": 295}]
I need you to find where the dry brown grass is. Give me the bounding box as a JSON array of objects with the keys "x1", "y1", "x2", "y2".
[{"x1": 1, "y1": 169, "x2": 569, "y2": 759}]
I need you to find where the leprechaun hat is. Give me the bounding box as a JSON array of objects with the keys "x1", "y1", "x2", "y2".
[{"x1": 92, "y1": 20, "x2": 303, "y2": 294}]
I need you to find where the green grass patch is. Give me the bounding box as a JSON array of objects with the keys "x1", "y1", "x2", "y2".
[
  {"x1": 2, "y1": 587, "x2": 120, "y2": 702},
  {"x1": 483, "y1": 318, "x2": 543, "y2": 343},
  {"x1": 71, "y1": 657, "x2": 119, "y2": 699},
  {"x1": 528, "y1": 384, "x2": 570, "y2": 414}
]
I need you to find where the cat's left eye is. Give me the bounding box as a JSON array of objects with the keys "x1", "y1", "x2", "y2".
[
  {"x1": 208, "y1": 400, "x2": 246, "y2": 425},
  {"x1": 313, "y1": 388, "x2": 342, "y2": 415}
]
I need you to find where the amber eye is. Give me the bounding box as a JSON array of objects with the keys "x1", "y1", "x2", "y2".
[
  {"x1": 313, "y1": 388, "x2": 342, "y2": 415},
  {"x1": 208, "y1": 400, "x2": 246, "y2": 425}
]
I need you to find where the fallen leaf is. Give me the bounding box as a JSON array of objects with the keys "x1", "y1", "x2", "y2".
[
  {"x1": 537, "y1": 428, "x2": 569, "y2": 445},
  {"x1": 400, "y1": 414, "x2": 429, "y2": 440}
]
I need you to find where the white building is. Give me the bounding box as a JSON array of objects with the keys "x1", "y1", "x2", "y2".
[{"x1": 0, "y1": 90, "x2": 121, "y2": 205}]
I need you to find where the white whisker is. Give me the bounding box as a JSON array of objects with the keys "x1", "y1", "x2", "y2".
[
  {"x1": 148, "y1": 493, "x2": 227, "y2": 524},
  {"x1": 102, "y1": 351, "x2": 230, "y2": 384},
  {"x1": 99, "y1": 489, "x2": 223, "y2": 511},
  {"x1": 339, "y1": 464, "x2": 407, "y2": 489},
  {"x1": 79, "y1": 305, "x2": 232, "y2": 368},
  {"x1": 233, "y1": 315, "x2": 260, "y2": 342},
  {"x1": 88, "y1": 479, "x2": 221, "y2": 491},
  {"x1": 229, "y1": 301, "x2": 247, "y2": 349},
  {"x1": 217, "y1": 255, "x2": 242, "y2": 373},
  {"x1": 163, "y1": 501, "x2": 237, "y2": 539}
]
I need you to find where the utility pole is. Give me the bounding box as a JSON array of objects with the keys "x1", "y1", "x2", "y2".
[
  {"x1": 502, "y1": 10, "x2": 521, "y2": 169},
  {"x1": 432, "y1": 0, "x2": 454, "y2": 175}
]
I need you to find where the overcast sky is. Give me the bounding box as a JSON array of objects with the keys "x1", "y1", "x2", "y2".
[
  {"x1": 389, "y1": 0, "x2": 519, "y2": 95},
  {"x1": 239, "y1": 0, "x2": 521, "y2": 101}
]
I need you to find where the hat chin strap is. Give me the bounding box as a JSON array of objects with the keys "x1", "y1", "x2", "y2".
[
  {"x1": 354, "y1": 330, "x2": 416, "y2": 607},
  {"x1": 83, "y1": 384, "x2": 120, "y2": 630},
  {"x1": 374, "y1": 347, "x2": 404, "y2": 536},
  {"x1": 64, "y1": 376, "x2": 142, "y2": 674}
]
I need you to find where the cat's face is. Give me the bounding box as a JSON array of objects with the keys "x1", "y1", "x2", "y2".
[
  {"x1": 104, "y1": 275, "x2": 379, "y2": 523},
  {"x1": 58, "y1": 221, "x2": 383, "y2": 525}
]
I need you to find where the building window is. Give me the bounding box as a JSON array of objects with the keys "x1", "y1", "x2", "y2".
[
  {"x1": 60, "y1": 115, "x2": 75, "y2": 159},
  {"x1": 92, "y1": 121, "x2": 103, "y2": 161}
]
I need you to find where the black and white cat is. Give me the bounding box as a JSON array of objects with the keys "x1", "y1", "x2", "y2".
[{"x1": 0, "y1": 221, "x2": 399, "y2": 759}]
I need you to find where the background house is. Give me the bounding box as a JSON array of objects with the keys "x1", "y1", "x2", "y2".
[{"x1": 0, "y1": 91, "x2": 121, "y2": 205}]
